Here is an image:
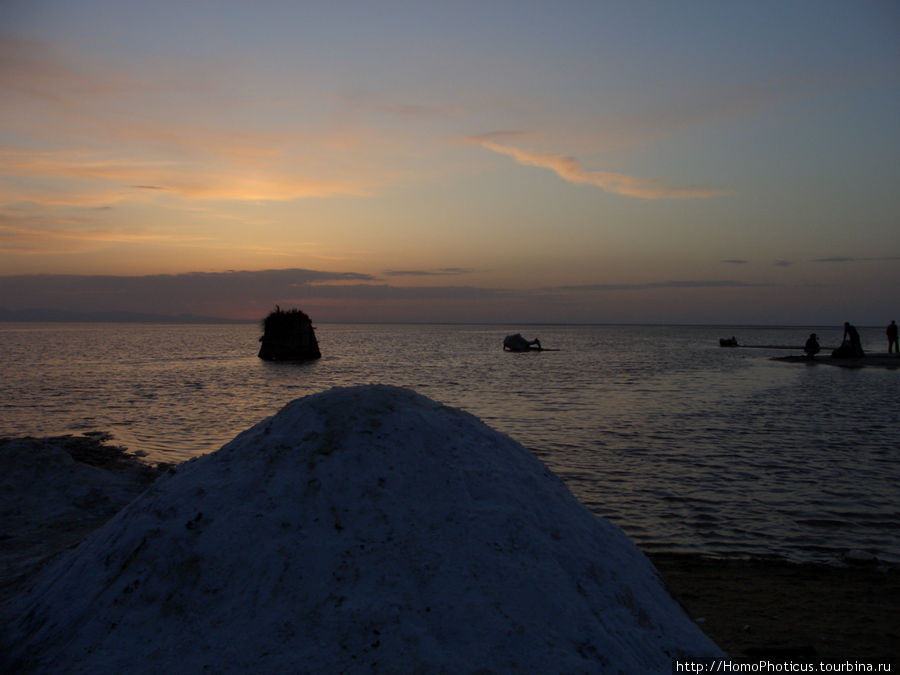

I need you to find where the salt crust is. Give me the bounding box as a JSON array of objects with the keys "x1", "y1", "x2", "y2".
[{"x1": 4, "y1": 385, "x2": 722, "y2": 672}]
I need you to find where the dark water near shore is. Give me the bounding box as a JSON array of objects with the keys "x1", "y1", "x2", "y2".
[{"x1": 2, "y1": 322, "x2": 897, "y2": 565}]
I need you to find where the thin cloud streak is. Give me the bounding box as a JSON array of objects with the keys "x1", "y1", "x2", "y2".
[
  {"x1": 0, "y1": 269, "x2": 784, "y2": 320},
  {"x1": 0, "y1": 269, "x2": 375, "y2": 315},
  {"x1": 0, "y1": 269, "x2": 506, "y2": 319},
  {"x1": 0, "y1": 217, "x2": 206, "y2": 254},
  {"x1": 384, "y1": 268, "x2": 474, "y2": 277},
  {"x1": 0, "y1": 149, "x2": 370, "y2": 204},
  {"x1": 292, "y1": 284, "x2": 509, "y2": 301},
  {"x1": 813, "y1": 256, "x2": 900, "y2": 263},
  {"x1": 556, "y1": 280, "x2": 773, "y2": 292},
  {"x1": 465, "y1": 133, "x2": 727, "y2": 200},
  {"x1": 0, "y1": 39, "x2": 390, "y2": 205}
]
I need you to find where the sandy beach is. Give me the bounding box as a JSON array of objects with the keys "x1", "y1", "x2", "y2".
[
  {"x1": 2, "y1": 426, "x2": 897, "y2": 666},
  {"x1": 773, "y1": 352, "x2": 900, "y2": 369},
  {"x1": 650, "y1": 553, "x2": 899, "y2": 663}
]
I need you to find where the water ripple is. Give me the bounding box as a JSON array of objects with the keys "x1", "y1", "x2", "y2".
[{"x1": 1, "y1": 322, "x2": 897, "y2": 564}]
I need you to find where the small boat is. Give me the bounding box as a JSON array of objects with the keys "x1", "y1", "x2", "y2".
[
  {"x1": 503, "y1": 334, "x2": 544, "y2": 352},
  {"x1": 719, "y1": 336, "x2": 739, "y2": 347}
]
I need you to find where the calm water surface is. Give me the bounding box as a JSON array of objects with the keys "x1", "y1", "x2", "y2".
[{"x1": 2, "y1": 322, "x2": 897, "y2": 564}]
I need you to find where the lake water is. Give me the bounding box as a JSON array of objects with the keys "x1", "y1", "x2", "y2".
[{"x1": 2, "y1": 322, "x2": 897, "y2": 564}]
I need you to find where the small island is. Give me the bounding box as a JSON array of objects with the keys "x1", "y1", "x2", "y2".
[{"x1": 257, "y1": 306, "x2": 321, "y2": 361}]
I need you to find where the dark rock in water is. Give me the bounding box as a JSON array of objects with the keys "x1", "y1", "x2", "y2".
[
  {"x1": 258, "y1": 306, "x2": 321, "y2": 361},
  {"x1": 503, "y1": 333, "x2": 542, "y2": 351}
]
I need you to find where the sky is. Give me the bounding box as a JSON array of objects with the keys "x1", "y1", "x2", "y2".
[{"x1": 1, "y1": 0, "x2": 898, "y2": 324}]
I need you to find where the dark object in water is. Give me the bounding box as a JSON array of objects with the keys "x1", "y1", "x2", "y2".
[
  {"x1": 832, "y1": 340, "x2": 864, "y2": 359},
  {"x1": 719, "y1": 337, "x2": 739, "y2": 347},
  {"x1": 258, "y1": 306, "x2": 321, "y2": 361},
  {"x1": 503, "y1": 334, "x2": 543, "y2": 352}
]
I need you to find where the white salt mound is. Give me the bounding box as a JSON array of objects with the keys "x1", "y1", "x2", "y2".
[{"x1": 4, "y1": 385, "x2": 722, "y2": 672}]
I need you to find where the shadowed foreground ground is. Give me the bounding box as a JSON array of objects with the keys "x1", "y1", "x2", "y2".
[{"x1": 650, "y1": 553, "x2": 899, "y2": 663}]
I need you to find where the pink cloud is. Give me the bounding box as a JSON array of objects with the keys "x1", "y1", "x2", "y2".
[{"x1": 466, "y1": 133, "x2": 727, "y2": 200}]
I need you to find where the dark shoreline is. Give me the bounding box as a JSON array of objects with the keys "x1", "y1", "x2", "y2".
[
  {"x1": 2, "y1": 434, "x2": 897, "y2": 663},
  {"x1": 649, "y1": 553, "x2": 899, "y2": 663},
  {"x1": 772, "y1": 352, "x2": 900, "y2": 369}
]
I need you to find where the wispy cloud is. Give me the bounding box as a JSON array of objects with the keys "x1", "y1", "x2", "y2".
[
  {"x1": 0, "y1": 213, "x2": 206, "y2": 254},
  {"x1": 0, "y1": 268, "x2": 375, "y2": 312},
  {"x1": 0, "y1": 267, "x2": 791, "y2": 323},
  {"x1": 722, "y1": 259, "x2": 748, "y2": 264},
  {"x1": 464, "y1": 132, "x2": 727, "y2": 200},
  {"x1": 812, "y1": 256, "x2": 900, "y2": 263},
  {"x1": 0, "y1": 39, "x2": 388, "y2": 206},
  {"x1": 0, "y1": 268, "x2": 509, "y2": 319},
  {"x1": 384, "y1": 268, "x2": 474, "y2": 277},
  {"x1": 0, "y1": 149, "x2": 370, "y2": 205},
  {"x1": 285, "y1": 283, "x2": 508, "y2": 301},
  {"x1": 556, "y1": 280, "x2": 772, "y2": 292}
]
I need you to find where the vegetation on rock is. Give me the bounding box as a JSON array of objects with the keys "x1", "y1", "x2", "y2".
[{"x1": 258, "y1": 306, "x2": 321, "y2": 361}]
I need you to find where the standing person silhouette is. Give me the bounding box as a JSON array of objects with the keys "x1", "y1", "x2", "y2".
[{"x1": 887, "y1": 320, "x2": 899, "y2": 355}]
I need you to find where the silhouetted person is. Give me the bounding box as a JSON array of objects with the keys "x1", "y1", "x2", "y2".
[
  {"x1": 804, "y1": 333, "x2": 820, "y2": 358},
  {"x1": 842, "y1": 321, "x2": 863, "y2": 357},
  {"x1": 888, "y1": 320, "x2": 899, "y2": 355}
]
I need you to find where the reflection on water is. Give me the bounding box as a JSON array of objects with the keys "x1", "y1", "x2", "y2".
[{"x1": 1, "y1": 322, "x2": 897, "y2": 564}]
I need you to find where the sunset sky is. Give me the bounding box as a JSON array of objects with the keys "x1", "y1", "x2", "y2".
[{"x1": 1, "y1": 1, "x2": 898, "y2": 324}]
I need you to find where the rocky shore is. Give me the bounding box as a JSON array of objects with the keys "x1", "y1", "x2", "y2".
[{"x1": 0, "y1": 434, "x2": 170, "y2": 605}]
